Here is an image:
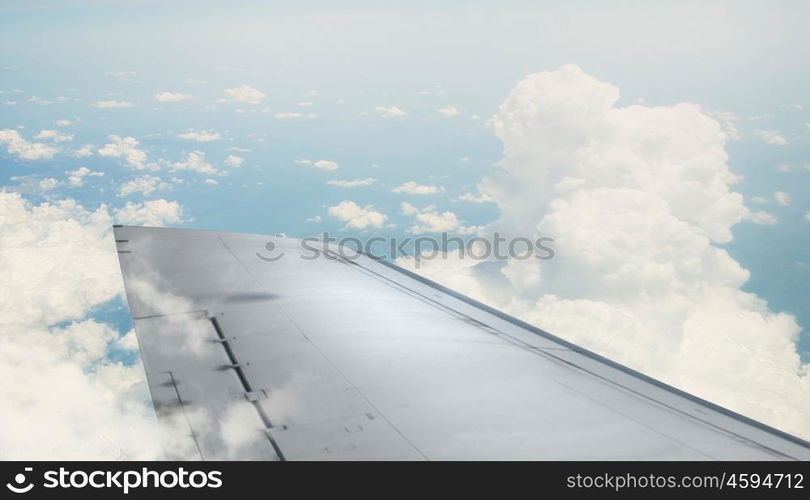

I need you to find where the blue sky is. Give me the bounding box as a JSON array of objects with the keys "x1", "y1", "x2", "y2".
[{"x1": 1, "y1": 1, "x2": 810, "y2": 456}]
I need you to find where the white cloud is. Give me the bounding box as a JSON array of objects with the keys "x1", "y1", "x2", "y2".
[
  {"x1": 39, "y1": 178, "x2": 59, "y2": 191},
  {"x1": 776, "y1": 163, "x2": 806, "y2": 173},
  {"x1": 707, "y1": 110, "x2": 740, "y2": 141},
  {"x1": 177, "y1": 130, "x2": 221, "y2": 142},
  {"x1": 98, "y1": 135, "x2": 155, "y2": 171},
  {"x1": 400, "y1": 201, "x2": 419, "y2": 216},
  {"x1": 274, "y1": 111, "x2": 316, "y2": 119},
  {"x1": 805, "y1": 212, "x2": 810, "y2": 222},
  {"x1": 327, "y1": 200, "x2": 387, "y2": 229},
  {"x1": 0, "y1": 193, "x2": 122, "y2": 324},
  {"x1": 116, "y1": 329, "x2": 139, "y2": 351},
  {"x1": 67, "y1": 167, "x2": 104, "y2": 187},
  {"x1": 28, "y1": 96, "x2": 53, "y2": 105},
  {"x1": 748, "y1": 211, "x2": 778, "y2": 225},
  {"x1": 224, "y1": 155, "x2": 243, "y2": 167},
  {"x1": 219, "y1": 85, "x2": 265, "y2": 104},
  {"x1": 93, "y1": 100, "x2": 134, "y2": 109},
  {"x1": 35, "y1": 129, "x2": 74, "y2": 143},
  {"x1": 774, "y1": 191, "x2": 791, "y2": 207},
  {"x1": 410, "y1": 209, "x2": 459, "y2": 233},
  {"x1": 0, "y1": 192, "x2": 162, "y2": 459},
  {"x1": 392, "y1": 181, "x2": 445, "y2": 195},
  {"x1": 757, "y1": 130, "x2": 788, "y2": 145},
  {"x1": 437, "y1": 106, "x2": 460, "y2": 117},
  {"x1": 327, "y1": 177, "x2": 376, "y2": 188},
  {"x1": 400, "y1": 65, "x2": 810, "y2": 440},
  {"x1": 294, "y1": 158, "x2": 312, "y2": 166},
  {"x1": 0, "y1": 129, "x2": 59, "y2": 160},
  {"x1": 750, "y1": 196, "x2": 768, "y2": 204},
  {"x1": 154, "y1": 92, "x2": 192, "y2": 102},
  {"x1": 456, "y1": 191, "x2": 494, "y2": 203},
  {"x1": 374, "y1": 105, "x2": 407, "y2": 118},
  {"x1": 117, "y1": 175, "x2": 167, "y2": 196},
  {"x1": 204, "y1": 178, "x2": 219, "y2": 186},
  {"x1": 169, "y1": 151, "x2": 219, "y2": 175},
  {"x1": 73, "y1": 144, "x2": 94, "y2": 158},
  {"x1": 313, "y1": 160, "x2": 338, "y2": 171},
  {"x1": 55, "y1": 119, "x2": 72, "y2": 127},
  {"x1": 113, "y1": 199, "x2": 185, "y2": 226},
  {"x1": 401, "y1": 202, "x2": 477, "y2": 234}
]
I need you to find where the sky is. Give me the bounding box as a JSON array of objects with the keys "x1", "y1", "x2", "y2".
[{"x1": 1, "y1": 1, "x2": 809, "y2": 459}]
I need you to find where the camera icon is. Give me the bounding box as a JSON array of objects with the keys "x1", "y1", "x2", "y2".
[
  {"x1": 6, "y1": 467, "x2": 34, "y2": 494},
  {"x1": 256, "y1": 240, "x2": 285, "y2": 262}
]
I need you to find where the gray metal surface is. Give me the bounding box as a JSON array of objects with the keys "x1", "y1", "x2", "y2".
[{"x1": 114, "y1": 226, "x2": 810, "y2": 461}]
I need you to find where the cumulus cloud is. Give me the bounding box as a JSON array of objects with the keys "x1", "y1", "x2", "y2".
[
  {"x1": 169, "y1": 151, "x2": 220, "y2": 175},
  {"x1": 93, "y1": 100, "x2": 134, "y2": 109},
  {"x1": 437, "y1": 106, "x2": 460, "y2": 117},
  {"x1": 774, "y1": 191, "x2": 792, "y2": 207},
  {"x1": 327, "y1": 200, "x2": 387, "y2": 229},
  {"x1": 177, "y1": 130, "x2": 221, "y2": 142},
  {"x1": 274, "y1": 111, "x2": 316, "y2": 119},
  {"x1": 219, "y1": 85, "x2": 265, "y2": 104},
  {"x1": 748, "y1": 211, "x2": 778, "y2": 225},
  {"x1": 311, "y1": 160, "x2": 338, "y2": 171},
  {"x1": 400, "y1": 65, "x2": 810, "y2": 439},
  {"x1": 39, "y1": 178, "x2": 59, "y2": 191},
  {"x1": 224, "y1": 155, "x2": 243, "y2": 167},
  {"x1": 401, "y1": 202, "x2": 478, "y2": 234},
  {"x1": 757, "y1": 130, "x2": 788, "y2": 145},
  {"x1": 204, "y1": 178, "x2": 219, "y2": 186},
  {"x1": 35, "y1": 129, "x2": 74, "y2": 143},
  {"x1": 374, "y1": 105, "x2": 407, "y2": 118},
  {"x1": 28, "y1": 96, "x2": 53, "y2": 105},
  {"x1": 98, "y1": 135, "x2": 155, "y2": 171},
  {"x1": 67, "y1": 167, "x2": 104, "y2": 187},
  {"x1": 0, "y1": 129, "x2": 59, "y2": 160},
  {"x1": 73, "y1": 144, "x2": 94, "y2": 158},
  {"x1": 707, "y1": 110, "x2": 740, "y2": 141},
  {"x1": 0, "y1": 192, "x2": 162, "y2": 459},
  {"x1": 113, "y1": 199, "x2": 185, "y2": 226},
  {"x1": 392, "y1": 181, "x2": 445, "y2": 195},
  {"x1": 409, "y1": 209, "x2": 459, "y2": 233},
  {"x1": 117, "y1": 175, "x2": 167, "y2": 197},
  {"x1": 154, "y1": 92, "x2": 192, "y2": 102},
  {"x1": 456, "y1": 191, "x2": 494, "y2": 203},
  {"x1": 327, "y1": 177, "x2": 376, "y2": 188}
]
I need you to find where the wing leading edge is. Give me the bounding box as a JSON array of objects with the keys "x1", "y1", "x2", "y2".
[{"x1": 114, "y1": 226, "x2": 810, "y2": 461}]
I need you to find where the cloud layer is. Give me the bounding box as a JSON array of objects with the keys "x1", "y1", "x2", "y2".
[
  {"x1": 401, "y1": 65, "x2": 810, "y2": 439},
  {"x1": 0, "y1": 193, "x2": 162, "y2": 459}
]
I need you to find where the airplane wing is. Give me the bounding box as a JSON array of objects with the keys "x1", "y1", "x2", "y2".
[{"x1": 113, "y1": 225, "x2": 810, "y2": 461}]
